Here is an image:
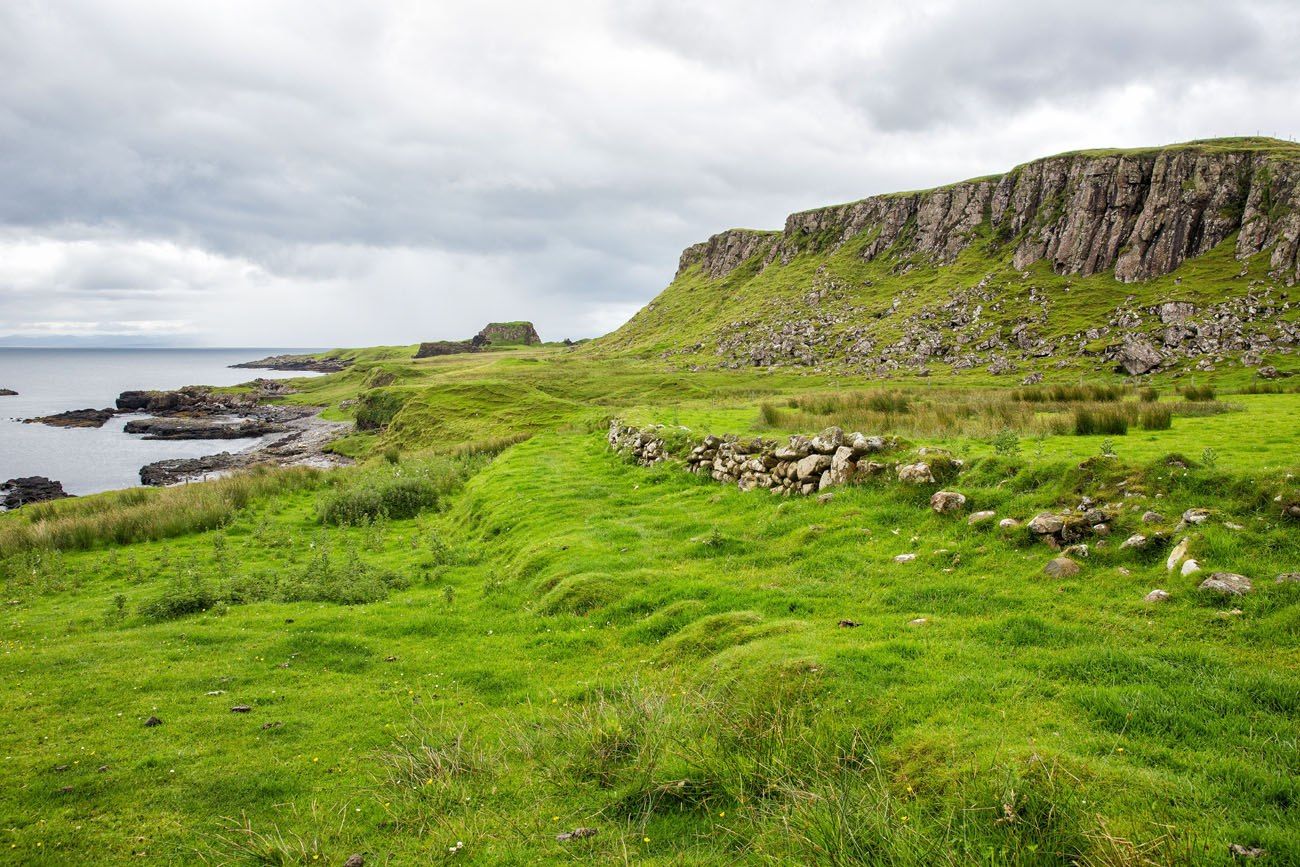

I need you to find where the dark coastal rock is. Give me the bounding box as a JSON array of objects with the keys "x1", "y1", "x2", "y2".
[
  {"x1": 24, "y1": 408, "x2": 116, "y2": 428},
  {"x1": 123, "y1": 417, "x2": 286, "y2": 440},
  {"x1": 230, "y1": 354, "x2": 351, "y2": 373},
  {"x1": 1, "y1": 476, "x2": 72, "y2": 509},
  {"x1": 140, "y1": 453, "x2": 242, "y2": 486},
  {"x1": 117, "y1": 386, "x2": 247, "y2": 414},
  {"x1": 0, "y1": 388, "x2": 16, "y2": 396}
]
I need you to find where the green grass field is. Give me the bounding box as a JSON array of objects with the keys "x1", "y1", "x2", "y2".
[{"x1": 2, "y1": 343, "x2": 1298, "y2": 865}]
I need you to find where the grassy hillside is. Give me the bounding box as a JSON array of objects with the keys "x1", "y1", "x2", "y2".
[{"x1": 2, "y1": 340, "x2": 1299, "y2": 864}]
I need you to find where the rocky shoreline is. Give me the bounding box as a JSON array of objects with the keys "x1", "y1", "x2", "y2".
[
  {"x1": 230, "y1": 353, "x2": 351, "y2": 373},
  {"x1": 7, "y1": 370, "x2": 353, "y2": 502}
]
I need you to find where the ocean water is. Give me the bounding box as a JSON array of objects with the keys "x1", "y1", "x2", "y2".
[{"x1": 0, "y1": 349, "x2": 321, "y2": 496}]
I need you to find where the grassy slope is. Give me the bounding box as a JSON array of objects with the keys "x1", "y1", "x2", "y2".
[{"x1": 2, "y1": 348, "x2": 1299, "y2": 863}]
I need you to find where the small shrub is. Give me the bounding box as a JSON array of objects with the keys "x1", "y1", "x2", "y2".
[
  {"x1": 382, "y1": 446, "x2": 401, "y2": 464},
  {"x1": 1201, "y1": 447, "x2": 1219, "y2": 469},
  {"x1": 318, "y1": 477, "x2": 439, "y2": 525},
  {"x1": 991, "y1": 427, "x2": 1021, "y2": 456},
  {"x1": 354, "y1": 389, "x2": 408, "y2": 430},
  {"x1": 140, "y1": 573, "x2": 216, "y2": 621}
]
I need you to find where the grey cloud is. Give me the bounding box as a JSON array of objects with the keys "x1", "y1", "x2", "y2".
[{"x1": 1, "y1": 0, "x2": 1299, "y2": 345}]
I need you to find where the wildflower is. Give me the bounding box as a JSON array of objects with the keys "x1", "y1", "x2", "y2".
[{"x1": 643, "y1": 837, "x2": 651, "y2": 843}]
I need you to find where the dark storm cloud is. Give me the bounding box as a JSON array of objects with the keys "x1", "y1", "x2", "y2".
[{"x1": 1, "y1": 0, "x2": 1298, "y2": 345}]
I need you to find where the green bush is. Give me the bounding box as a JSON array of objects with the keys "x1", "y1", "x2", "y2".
[
  {"x1": 318, "y1": 476, "x2": 440, "y2": 525},
  {"x1": 355, "y1": 389, "x2": 408, "y2": 430},
  {"x1": 140, "y1": 573, "x2": 216, "y2": 621}
]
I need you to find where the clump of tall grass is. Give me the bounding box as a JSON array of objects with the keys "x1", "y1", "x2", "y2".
[
  {"x1": 1138, "y1": 405, "x2": 1173, "y2": 430},
  {"x1": 1012, "y1": 383, "x2": 1125, "y2": 403},
  {"x1": 1138, "y1": 386, "x2": 1160, "y2": 402},
  {"x1": 1073, "y1": 406, "x2": 1129, "y2": 436},
  {"x1": 318, "y1": 476, "x2": 440, "y2": 525},
  {"x1": 0, "y1": 466, "x2": 321, "y2": 555},
  {"x1": 1179, "y1": 384, "x2": 1216, "y2": 401}
]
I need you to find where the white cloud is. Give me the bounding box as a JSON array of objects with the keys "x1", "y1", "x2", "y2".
[{"x1": 1, "y1": 0, "x2": 1298, "y2": 345}]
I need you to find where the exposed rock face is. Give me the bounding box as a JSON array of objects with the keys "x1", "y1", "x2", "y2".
[
  {"x1": 677, "y1": 229, "x2": 778, "y2": 278},
  {"x1": 231, "y1": 354, "x2": 351, "y2": 373},
  {"x1": 477, "y1": 321, "x2": 541, "y2": 345},
  {"x1": 24, "y1": 408, "x2": 116, "y2": 428},
  {"x1": 1115, "y1": 338, "x2": 1164, "y2": 375},
  {"x1": 1, "y1": 476, "x2": 72, "y2": 509},
  {"x1": 681, "y1": 143, "x2": 1300, "y2": 285}
]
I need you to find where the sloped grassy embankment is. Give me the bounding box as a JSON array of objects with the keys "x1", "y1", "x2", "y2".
[{"x1": 1, "y1": 388, "x2": 1297, "y2": 863}]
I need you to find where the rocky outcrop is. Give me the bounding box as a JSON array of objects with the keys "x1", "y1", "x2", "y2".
[
  {"x1": 123, "y1": 417, "x2": 286, "y2": 440},
  {"x1": 1, "y1": 476, "x2": 72, "y2": 509},
  {"x1": 678, "y1": 141, "x2": 1300, "y2": 285},
  {"x1": 231, "y1": 354, "x2": 351, "y2": 373},
  {"x1": 0, "y1": 388, "x2": 16, "y2": 396},
  {"x1": 415, "y1": 336, "x2": 487, "y2": 358},
  {"x1": 477, "y1": 321, "x2": 541, "y2": 345},
  {"x1": 139, "y1": 413, "x2": 350, "y2": 485},
  {"x1": 676, "y1": 229, "x2": 779, "y2": 278},
  {"x1": 24, "y1": 408, "x2": 116, "y2": 428}
]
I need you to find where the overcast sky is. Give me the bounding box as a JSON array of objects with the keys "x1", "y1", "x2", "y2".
[{"x1": 2, "y1": 0, "x2": 1298, "y2": 347}]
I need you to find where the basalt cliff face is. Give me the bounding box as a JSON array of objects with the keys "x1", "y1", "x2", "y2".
[
  {"x1": 679, "y1": 144, "x2": 1300, "y2": 285},
  {"x1": 613, "y1": 139, "x2": 1300, "y2": 378}
]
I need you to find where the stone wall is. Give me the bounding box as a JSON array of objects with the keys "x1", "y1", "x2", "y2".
[{"x1": 608, "y1": 420, "x2": 963, "y2": 496}]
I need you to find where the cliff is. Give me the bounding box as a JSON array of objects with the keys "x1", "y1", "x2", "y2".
[
  {"x1": 601, "y1": 138, "x2": 1300, "y2": 377},
  {"x1": 686, "y1": 138, "x2": 1300, "y2": 285}
]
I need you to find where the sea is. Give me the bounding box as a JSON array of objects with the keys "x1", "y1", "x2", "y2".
[{"x1": 0, "y1": 348, "x2": 321, "y2": 496}]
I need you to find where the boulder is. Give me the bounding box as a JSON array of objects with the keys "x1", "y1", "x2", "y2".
[
  {"x1": 1276, "y1": 573, "x2": 1300, "y2": 584},
  {"x1": 896, "y1": 462, "x2": 934, "y2": 484},
  {"x1": 893, "y1": 553, "x2": 916, "y2": 563},
  {"x1": 1043, "y1": 557, "x2": 1081, "y2": 578},
  {"x1": 849, "y1": 432, "x2": 888, "y2": 454},
  {"x1": 1181, "y1": 508, "x2": 1211, "y2": 526},
  {"x1": 1180, "y1": 559, "x2": 1201, "y2": 576},
  {"x1": 967, "y1": 510, "x2": 996, "y2": 525},
  {"x1": 824, "y1": 446, "x2": 857, "y2": 486},
  {"x1": 998, "y1": 518, "x2": 1021, "y2": 529},
  {"x1": 1144, "y1": 589, "x2": 1171, "y2": 603},
  {"x1": 1198, "y1": 572, "x2": 1252, "y2": 596},
  {"x1": 1028, "y1": 514, "x2": 1065, "y2": 535},
  {"x1": 1120, "y1": 534, "x2": 1148, "y2": 550},
  {"x1": 1116, "y1": 338, "x2": 1163, "y2": 376},
  {"x1": 1141, "y1": 510, "x2": 1166, "y2": 524},
  {"x1": 930, "y1": 490, "x2": 967, "y2": 514}
]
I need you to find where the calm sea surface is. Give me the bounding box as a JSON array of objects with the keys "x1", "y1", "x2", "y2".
[{"x1": 0, "y1": 349, "x2": 320, "y2": 495}]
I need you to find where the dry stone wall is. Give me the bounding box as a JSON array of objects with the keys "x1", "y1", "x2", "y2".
[{"x1": 608, "y1": 420, "x2": 966, "y2": 497}]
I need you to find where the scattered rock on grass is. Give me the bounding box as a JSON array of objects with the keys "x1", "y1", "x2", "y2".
[
  {"x1": 1198, "y1": 572, "x2": 1253, "y2": 596},
  {"x1": 230, "y1": 705, "x2": 252, "y2": 713},
  {"x1": 1028, "y1": 514, "x2": 1065, "y2": 535},
  {"x1": 1180, "y1": 559, "x2": 1201, "y2": 576},
  {"x1": 143, "y1": 716, "x2": 162, "y2": 727},
  {"x1": 1043, "y1": 557, "x2": 1080, "y2": 578},
  {"x1": 930, "y1": 490, "x2": 966, "y2": 513},
  {"x1": 967, "y1": 510, "x2": 996, "y2": 525},
  {"x1": 837, "y1": 619, "x2": 860, "y2": 628},
  {"x1": 894, "y1": 553, "x2": 916, "y2": 563},
  {"x1": 1276, "y1": 573, "x2": 1300, "y2": 584},
  {"x1": 907, "y1": 617, "x2": 928, "y2": 627},
  {"x1": 344, "y1": 855, "x2": 365, "y2": 867},
  {"x1": 1145, "y1": 589, "x2": 1171, "y2": 603},
  {"x1": 1182, "y1": 508, "x2": 1211, "y2": 526},
  {"x1": 998, "y1": 518, "x2": 1020, "y2": 529},
  {"x1": 556, "y1": 828, "x2": 598, "y2": 842},
  {"x1": 1166, "y1": 538, "x2": 1190, "y2": 571},
  {"x1": 1141, "y1": 511, "x2": 1165, "y2": 524},
  {"x1": 1229, "y1": 843, "x2": 1266, "y2": 859},
  {"x1": 897, "y1": 462, "x2": 934, "y2": 484},
  {"x1": 1120, "y1": 534, "x2": 1148, "y2": 550}
]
